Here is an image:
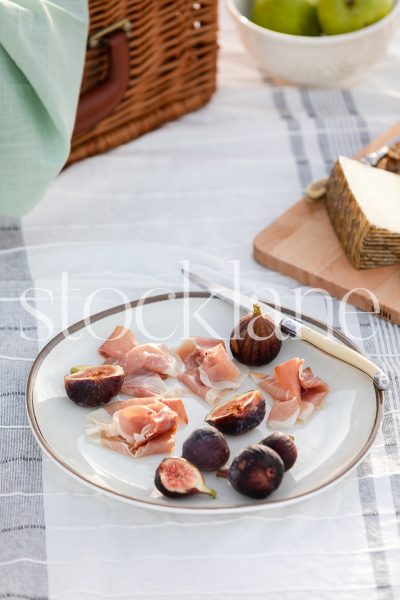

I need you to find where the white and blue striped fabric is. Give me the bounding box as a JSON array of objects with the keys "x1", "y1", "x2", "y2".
[{"x1": 1, "y1": 3, "x2": 400, "y2": 599}]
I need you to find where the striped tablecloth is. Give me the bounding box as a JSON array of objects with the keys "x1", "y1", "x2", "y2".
[{"x1": 1, "y1": 4, "x2": 400, "y2": 599}]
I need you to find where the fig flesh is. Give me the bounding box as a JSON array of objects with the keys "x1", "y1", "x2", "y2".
[
  {"x1": 155, "y1": 457, "x2": 216, "y2": 498},
  {"x1": 206, "y1": 390, "x2": 266, "y2": 435},
  {"x1": 230, "y1": 304, "x2": 282, "y2": 366},
  {"x1": 260, "y1": 432, "x2": 297, "y2": 471},
  {"x1": 182, "y1": 427, "x2": 230, "y2": 471},
  {"x1": 64, "y1": 364, "x2": 124, "y2": 407},
  {"x1": 218, "y1": 444, "x2": 284, "y2": 499}
]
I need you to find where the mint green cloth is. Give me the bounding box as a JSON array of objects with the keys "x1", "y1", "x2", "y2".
[{"x1": 0, "y1": 1, "x2": 88, "y2": 217}]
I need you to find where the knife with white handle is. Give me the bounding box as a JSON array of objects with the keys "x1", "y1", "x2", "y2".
[{"x1": 183, "y1": 269, "x2": 390, "y2": 391}]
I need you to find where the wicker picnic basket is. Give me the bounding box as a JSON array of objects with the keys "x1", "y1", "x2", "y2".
[{"x1": 68, "y1": 0, "x2": 218, "y2": 165}]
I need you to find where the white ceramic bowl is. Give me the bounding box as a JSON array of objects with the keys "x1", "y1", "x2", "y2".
[{"x1": 226, "y1": 0, "x2": 400, "y2": 87}]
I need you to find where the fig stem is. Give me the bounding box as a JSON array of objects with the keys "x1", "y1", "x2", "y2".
[
  {"x1": 216, "y1": 468, "x2": 229, "y2": 479},
  {"x1": 204, "y1": 486, "x2": 217, "y2": 498},
  {"x1": 253, "y1": 303, "x2": 262, "y2": 317}
]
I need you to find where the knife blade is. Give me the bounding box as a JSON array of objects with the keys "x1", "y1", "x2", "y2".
[{"x1": 183, "y1": 269, "x2": 390, "y2": 392}]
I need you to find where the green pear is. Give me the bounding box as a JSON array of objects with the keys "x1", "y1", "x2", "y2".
[
  {"x1": 251, "y1": 0, "x2": 321, "y2": 37},
  {"x1": 318, "y1": 0, "x2": 394, "y2": 35}
]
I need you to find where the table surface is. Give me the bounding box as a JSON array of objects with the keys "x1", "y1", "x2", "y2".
[{"x1": 2, "y1": 4, "x2": 400, "y2": 599}]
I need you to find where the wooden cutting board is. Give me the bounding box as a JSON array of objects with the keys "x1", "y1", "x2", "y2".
[{"x1": 254, "y1": 122, "x2": 400, "y2": 324}]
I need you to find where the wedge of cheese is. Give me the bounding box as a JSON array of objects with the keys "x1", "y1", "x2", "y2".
[{"x1": 325, "y1": 156, "x2": 400, "y2": 269}]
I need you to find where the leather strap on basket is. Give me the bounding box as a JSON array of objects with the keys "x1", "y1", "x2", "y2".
[{"x1": 73, "y1": 30, "x2": 130, "y2": 138}]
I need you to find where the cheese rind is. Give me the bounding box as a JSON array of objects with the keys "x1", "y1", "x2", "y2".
[
  {"x1": 339, "y1": 157, "x2": 400, "y2": 232},
  {"x1": 325, "y1": 156, "x2": 400, "y2": 269}
]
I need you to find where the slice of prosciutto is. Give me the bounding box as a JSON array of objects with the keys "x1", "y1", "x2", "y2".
[
  {"x1": 267, "y1": 398, "x2": 300, "y2": 430},
  {"x1": 99, "y1": 325, "x2": 136, "y2": 363},
  {"x1": 121, "y1": 370, "x2": 169, "y2": 397},
  {"x1": 251, "y1": 357, "x2": 329, "y2": 429},
  {"x1": 176, "y1": 337, "x2": 225, "y2": 365},
  {"x1": 99, "y1": 326, "x2": 182, "y2": 379},
  {"x1": 299, "y1": 366, "x2": 330, "y2": 409},
  {"x1": 121, "y1": 370, "x2": 187, "y2": 402},
  {"x1": 85, "y1": 395, "x2": 187, "y2": 458},
  {"x1": 124, "y1": 344, "x2": 182, "y2": 378},
  {"x1": 100, "y1": 396, "x2": 188, "y2": 424},
  {"x1": 179, "y1": 367, "x2": 223, "y2": 406},
  {"x1": 176, "y1": 338, "x2": 248, "y2": 405}
]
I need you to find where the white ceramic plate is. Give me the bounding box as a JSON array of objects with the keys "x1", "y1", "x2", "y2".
[{"x1": 26, "y1": 292, "x2": 383, "y2": 513}]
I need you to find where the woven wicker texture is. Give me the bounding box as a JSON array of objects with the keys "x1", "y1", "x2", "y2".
[{"x1": 68, "y1": 0, "x2": 218, "y2": 165}]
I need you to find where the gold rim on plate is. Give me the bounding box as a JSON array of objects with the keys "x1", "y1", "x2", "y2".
[{"x1": 26, "y1": 291, "x2": 384, "y2": 512}]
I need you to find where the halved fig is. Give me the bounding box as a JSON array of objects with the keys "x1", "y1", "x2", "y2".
[
  {"x1": 217, "y1": 444, "x2": 284, "y2": 499},
  {"x1": 182, "y1": 427, "x2": 230, "y2": 471},
  {"x1": 64, "y1": 364, "x2": 124, "y2": 407},
  {"x1": 155, "y1": 457, "x2": 216, "y2": 499},
  {"x1": 205, "y1": 390, "x2": 266, "y2": 435}
]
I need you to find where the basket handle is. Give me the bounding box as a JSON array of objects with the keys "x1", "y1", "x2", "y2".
[{"x1": 73, "y1": 29, "x2": 130, "y2": 138}]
